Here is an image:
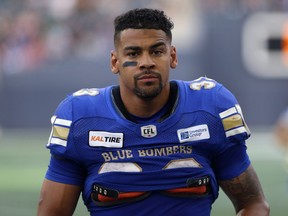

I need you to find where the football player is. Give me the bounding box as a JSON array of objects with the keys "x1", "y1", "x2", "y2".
[{"x1": 37, "y1": 8, "x2": 269, "y2": 216}]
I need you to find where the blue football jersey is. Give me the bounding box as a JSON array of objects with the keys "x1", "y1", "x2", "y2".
[{"x1": 45, "y1": 77, "x2": 251, "y2": 216}]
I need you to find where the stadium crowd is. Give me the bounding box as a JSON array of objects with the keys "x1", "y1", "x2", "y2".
[{"x1": 0, "y1": 0, "x2": 287, "y2": 75}]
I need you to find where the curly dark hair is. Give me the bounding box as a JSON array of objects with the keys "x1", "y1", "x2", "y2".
[{"x1": 113, "y1": 8, "x2": 174, "y2": 47}]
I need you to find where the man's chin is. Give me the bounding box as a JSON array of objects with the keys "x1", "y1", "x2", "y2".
[{"x1": 134, "y1": 86, "x2": 162, "y2": 99}]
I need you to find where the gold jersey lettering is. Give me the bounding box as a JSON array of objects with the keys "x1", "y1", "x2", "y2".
[
  {"x1": 145, "y1": 149, "x2": 154, "y2": 156},
  {"x1": 154, "y1": 147, "x2": 166, "y2": 156},
  {"x1": 138, "y1": 149, "x2": 146, "y2": 157},
  {"x1": 101, "y1": 150, "x2": 133, "y2": 162},
  {"x1": 138, "y1": 145, "x2": 193, "y2": 157},
  {"x1": 166, "y1": 147, "x2": 173, "y2": 155}
]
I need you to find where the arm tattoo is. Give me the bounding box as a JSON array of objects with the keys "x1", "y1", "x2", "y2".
[{"x1": 219, "y1": 165, "x2": 264, "y2": 212}]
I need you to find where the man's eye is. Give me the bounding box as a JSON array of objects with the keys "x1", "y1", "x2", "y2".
[
  {"x1": 127, "y1": 52, "x2": 137, "y2": 57},
  {"x1": 153, "y1": 50, "x2": 163, "y2": 56}
]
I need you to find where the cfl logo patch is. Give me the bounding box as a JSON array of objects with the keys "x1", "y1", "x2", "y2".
[{"x1": 141, "y1": 125, "x2": 157, "y2": 138}]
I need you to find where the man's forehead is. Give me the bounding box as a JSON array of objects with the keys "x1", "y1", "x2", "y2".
[
  {"x1": 119, "y1": 29, "x2": 168, "y2": 43},
  {"x1": 118, "y1": 29, "x2": 170, "y2": 48}
]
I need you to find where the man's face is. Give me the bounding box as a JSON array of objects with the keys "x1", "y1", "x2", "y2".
[{"x1": 111, "y1": 29, "x2": 178, "y2": 99}]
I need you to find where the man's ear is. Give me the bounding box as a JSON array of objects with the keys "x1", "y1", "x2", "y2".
[
  {"x1": 170, "y1": 46, "x2": 178, "y2": 69},
  {"x1": 110, "y1": 50, "x2": 119, "y2": 74}
]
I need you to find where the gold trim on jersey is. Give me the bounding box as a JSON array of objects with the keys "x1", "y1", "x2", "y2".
[
  {"x1": 163, "y1": 158, "x2": 202, "y2": 169},
  {"x1": 47, "y1": 116, "x2": 72, "y2": 147},
  {"x1": 98, "y1": 162, "x2": 142, "y2": 174},
  {"x1": 222, "y1": 114, "x2": 243, "y2": 131},
  {"x1": 52, "y1": 125, "x2": 70, "y2": 140},
  {"x1": 219, "y1": 105, "x2": 250, "y2": 138}
]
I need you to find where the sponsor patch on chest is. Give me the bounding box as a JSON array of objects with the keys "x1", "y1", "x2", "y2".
[
  {"x1": 177, "y1": 124, "x2": 210, "y2": 143},
  {"x1": 89, "y1": 131, "x2": 124, "y2": 148}
]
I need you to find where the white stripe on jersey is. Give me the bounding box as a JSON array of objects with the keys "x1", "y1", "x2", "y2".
[
  {"x1": 54, "y1": 118, "x2": 72, "y2": 127},
  {"x1": 49, "y1": 137, "x2": 68, "y2": 147},
  {"x1": 219, "y1": 107, "x2": 237, "y2": 119},
  {"x1": 225, "y1": 126, "x2": 247, "y2": 137}
]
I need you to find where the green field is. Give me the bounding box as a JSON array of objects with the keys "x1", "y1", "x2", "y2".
[{"x1": 0, "y1": 129, "x2": 287, "y2": 216}]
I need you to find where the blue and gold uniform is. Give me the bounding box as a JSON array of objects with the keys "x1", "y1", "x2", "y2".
[{"x1": 45, "y1": 77, "x2": 251, "y2": 216}]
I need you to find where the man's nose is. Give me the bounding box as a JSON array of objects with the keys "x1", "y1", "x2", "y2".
[{"x1": 139, "y1": 53, "x2": 155, "y2": 69}]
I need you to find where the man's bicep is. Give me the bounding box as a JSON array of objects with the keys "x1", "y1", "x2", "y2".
[
  {"x1": 37, "y1": 179, "x2": 82, "y2": 216},
  {"x1": 219, "y1": 164, "x2": 265, "y2": 213}
]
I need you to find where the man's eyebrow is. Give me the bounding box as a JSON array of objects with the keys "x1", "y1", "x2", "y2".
[
  {"x1": 123, "y1": 46, "x2": 142, "y2": 51},
  {"x1": 123, "y1": 42, "x2": 167, "y2": 51},
  {"x1": 150, "y1": 42, "x2": 167, "y2": 49}
]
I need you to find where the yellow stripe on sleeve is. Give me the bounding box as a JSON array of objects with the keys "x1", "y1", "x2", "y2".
[
  {"x1": 222, "y1": 114, "x2": 244, "y2": 131},
  {"x1": 52, "y1": 125, "x2": 70, "y2": 140}
]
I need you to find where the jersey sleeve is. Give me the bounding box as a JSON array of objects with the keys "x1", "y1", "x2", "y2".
[
  {"x1": 213, "y1": 140, "x2": 250, "y2": 180},
  {"x1": 213, "y1": 84, "x2": 251, "y2": 180},
  {"x1": 47, "y1": 96, "x2": 73, "y2": 156},
  {"x1": 216, "y1": 85, "x2": 251, "y2": 142},
  {"x1": 45, "y1": 95, "x2": 86, "y2": 185}
]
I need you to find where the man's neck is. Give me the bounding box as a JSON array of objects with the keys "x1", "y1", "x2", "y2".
[{"x1": 112, "y1": 81, "x2": 178, "y2": 123}]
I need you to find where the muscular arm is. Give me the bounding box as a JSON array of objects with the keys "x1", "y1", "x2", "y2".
[
  {"x1": 219, "y1": 165, "x2": 270, "y2": 216},
  {"x1": 37, "y1": 179, "x2": 82, "y2": 216}
]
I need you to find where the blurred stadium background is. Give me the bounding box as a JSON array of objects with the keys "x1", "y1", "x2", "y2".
[{"x1": 0, "y1": 0, "x2": 288, "y2": 215}]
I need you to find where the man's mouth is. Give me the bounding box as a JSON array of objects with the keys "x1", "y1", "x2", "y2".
[
  {"x1": 138, "y1": 75, "x2": 158, "y2": 82},
  {"x1": 136, "y1": 71, "x2": 160, "y2": 82}
]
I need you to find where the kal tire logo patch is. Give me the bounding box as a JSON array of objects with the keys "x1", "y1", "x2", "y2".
[{"x1": 89, "y1": 131, "x2": 123, "y2": 148}]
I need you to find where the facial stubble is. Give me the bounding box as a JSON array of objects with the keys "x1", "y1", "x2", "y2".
[
  {"x1": 133, "y1": 71, "x2": 163, "y2": 99},
  {"x1": 121, "y1": 61, "x2": 163, "y2": 99}
]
